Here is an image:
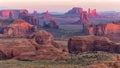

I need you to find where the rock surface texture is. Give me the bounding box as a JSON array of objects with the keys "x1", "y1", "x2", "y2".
[
  {"x1": 0, "y1": 19, "x2": 37, "y2": 37},
  {"x1": 0, "y1": 30, "x2": 66, "y2": 60},
  {"x1": 89, "y1": 23, "x2": 120, "y2": 42},
  {"x1": 68, "y1": 36, "x2": 120, "y2": 54}
]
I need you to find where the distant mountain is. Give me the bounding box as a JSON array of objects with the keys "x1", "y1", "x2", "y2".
[
  {"x1": 98, "y1": 11, "x2": 119, "y2": 15},
  {"x1": 40, "y1": 12, "x2": 64, "y2": 16},
  {"x1": 49, "y1": 12, "x2": 64, "y2": 15},
  {"x1": 65, "y1": 7, "x2": 83, "y2": 15}
]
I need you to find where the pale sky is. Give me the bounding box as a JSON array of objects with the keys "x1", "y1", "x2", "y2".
[{"x1": 0, "y1": 0, "x2": 120, "y2": 13}]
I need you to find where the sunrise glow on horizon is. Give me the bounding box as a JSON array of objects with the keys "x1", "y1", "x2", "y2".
[{"x1": 0, "y1": 0, "x2": 120, "y2": 13}]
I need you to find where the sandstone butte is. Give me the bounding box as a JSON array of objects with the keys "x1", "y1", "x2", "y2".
[{"x1": 68, "y1": 36, "x2": 120, "y2": 54}]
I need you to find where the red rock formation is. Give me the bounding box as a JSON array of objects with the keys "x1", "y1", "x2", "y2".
[
  {"x1": 0, "y1": 9, "x2": 29, "y2": 18},
  {"x1": 91, "y1": 9, "x2": 97, "y2": 17},
  {"x1": 65, "y1": 7, "x2": 83, "y2": 15},
  {"x1": 28, "y1": 16, "x2": 40, "y2": 27},
  {"x1": 80, "y1": 11, "x2": 91, "y2": 34},
  {"x1": 43, "y1": 11, "x2": 59, "y2": 29},
  {"x1": 0, "y1": 30, "x2": 66, "y2": 60},
  {"x1": 43, "y1": 10, "x2": 53, "y2": 20},
  {"x1": 19, "y1": 11, "x2": 40, "y2": 28},
  {"x1": 1, "y1": 10, "x2": 10, "y2": 17},
  {"x1": 68, "y1": 36, "x2": 120, "y2": 54},
  {"x1": 30, "y1": 30, "x2": 54, "y2": 45},
  {"x1": 3, "y1": 19, "x2": 37, "y2": 37},
  {"x1": 88, "y1": 23, "x2": 120, "y2": 41}
]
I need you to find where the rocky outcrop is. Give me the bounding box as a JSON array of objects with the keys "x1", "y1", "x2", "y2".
[
  {"x1": 19, "y1": 11, "x2": 40, "y2": 28},
  {"x1": 88, "y1": 23, "x2": 120, "y2": 42},
  {"x1": 2, "y1": 19, "x2": 37, "y2": 37},
  {"x1": 43, "y1": 20, "x2": 59, "y2": 29},
  {"x1": 43, "y1": 11, "x2": 59, "y2": 29},
  {"x1": 0, "y1": 9, "x2": 29, "y2": 18},
  {"x1": 0, "y1": 30, "x2": 66, "y2": 61},
  {"x1": 29, "y1": 30, "x2": 54, "y2": 45},
  {"x1": 68, "y1": 36, "x2": 120, "y2": 54}
]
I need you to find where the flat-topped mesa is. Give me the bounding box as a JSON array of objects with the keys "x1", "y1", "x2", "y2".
[
  {"x1": 88, "y1": 23, "x2": 120, "y2": 42},
  {"x1": 65, "y1": 7, "x2": 83, "y2": 15},
  {"x1": 0, "y1": 9, "x2": 29, "y2": 18},
  {"x1": 68, "y1": 36, "x2": 120, "y2": 54},
  {"x1": 43, "y1": 11, "x2": 59, "y2": 29},
  {"x1": 3, "y1": 19, "x2": 37, "y2": 37}
]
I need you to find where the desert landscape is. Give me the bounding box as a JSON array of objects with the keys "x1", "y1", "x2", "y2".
[{"x1": 0, "y1": 0, "x2": 120, "y2": 68}]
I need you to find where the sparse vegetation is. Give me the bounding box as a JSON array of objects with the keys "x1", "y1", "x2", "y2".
[{"x1": 0, "y1": 51, "x2": 118, "y2": 68}]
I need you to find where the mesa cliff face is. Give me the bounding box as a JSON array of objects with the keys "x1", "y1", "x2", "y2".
[{"x1": 88, "y1": 23, "x2": 120, "y2": 41}]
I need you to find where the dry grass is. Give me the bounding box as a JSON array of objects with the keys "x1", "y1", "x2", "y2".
[{"x1": 1, "y1": 51, "x2": 120, "y2": 68}]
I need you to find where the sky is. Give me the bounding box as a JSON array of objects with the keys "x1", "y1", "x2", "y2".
[{"x1": 0, "y1": 0, "x2": 120, "y2": 13}]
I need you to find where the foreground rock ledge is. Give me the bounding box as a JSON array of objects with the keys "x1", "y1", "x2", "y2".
[
  {"x1": 0, "y1": 30, "x2": 67, "y2": 61},
  {"x1": 68, "y1": 36, "x2": 120, "y2": 54}
]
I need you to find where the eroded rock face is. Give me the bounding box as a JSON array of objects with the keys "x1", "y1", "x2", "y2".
[
  {"x1": 0, "y1": 30, "x2": 66, "y2": 61},
  {"x1": 30, "y1": 30, "x2": 54, "y2": 45},
  {"x1": 89, "y1": 23, "x2": 120, "y2": 42},
  {"x1": 43, "y1": 11, "x2": 59, "y2": 29},
  {"x1": 19, "y1": 12, "x2": 40, "y2": 28},
  {"x1": 3, "y1": 19, "x2": 37, "y2": 37},
  {"x1": 68, "y1": 36, "x2": 120, "y2": 54}
]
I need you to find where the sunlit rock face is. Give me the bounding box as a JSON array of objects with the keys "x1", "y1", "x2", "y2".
[
  {"x1": 104, "y1": 23, "x2": 120, "y2": 41},
  {"x1": 0, "y1": 9, "x2": 29, "y2": 18},
  {"x1": 88, "y1": 23, "x2": 120, "y2": 42},
  {"x1": 0, "y1": 19, "x2": 37, "y2": 37},
  {"x1": 105, "y1": 23, "x2": 120, "y2": 34},
  {"x1": 68, "y1": 36, "x2": 120, "y2": 54}
]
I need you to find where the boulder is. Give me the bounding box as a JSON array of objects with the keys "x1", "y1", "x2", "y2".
[{"x1": 68, "y1": 36, "x2": 120, "y2": 54}]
